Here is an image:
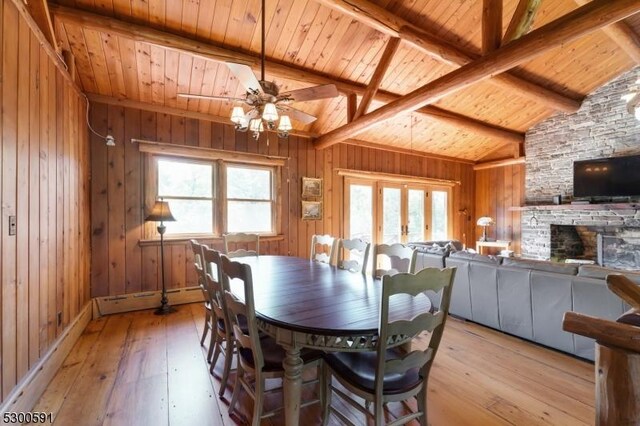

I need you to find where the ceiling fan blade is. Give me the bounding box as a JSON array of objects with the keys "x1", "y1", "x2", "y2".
[
  {"x1": 278, "y1": 105, "x2": 317, "y2": 124},
  {"x1": 226, "y1": 62, "x2": 262, "y2": 93},
  {"x1": 278, "y1": 84, "x2": 339, "y2": 103},
  {"x1": 177, "y1": 93, "x2": 244, "y2": 102}
]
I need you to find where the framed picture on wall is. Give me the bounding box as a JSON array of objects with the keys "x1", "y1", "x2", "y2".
[
  {"x1": 302, "y1": 177, "x2": 322, "y2": 198},
  {"x1": 301, "y1": 201, "x2": 323, "y2": 220}
]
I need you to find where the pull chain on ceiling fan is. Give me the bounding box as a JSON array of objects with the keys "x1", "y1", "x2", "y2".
[{"x1": 178, "y1": 0, "x2": 339, "y2": 140}]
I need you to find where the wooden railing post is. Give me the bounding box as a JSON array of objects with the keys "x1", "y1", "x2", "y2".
[{"x1": 563, "y1": 274, "x2": 640, "y2": 426}]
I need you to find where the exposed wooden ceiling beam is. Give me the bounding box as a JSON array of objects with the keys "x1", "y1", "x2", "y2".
[
  {"x1": 474, "y1": 157, "x2": 526, "y2": 170},
  {"x1": 503, "y1": 0, "x2": 542, "y2": 44},
  {"x1": 575, "y1": 0, "x2": 640, "y2": 63},
  {"x1": 19, "y1": 0, "x2": 59, "y2": 52},
  {"x1": 341, "y1": 139, "x2": 476, "y2": 164},
  {"x1": 346, "y1": 93, "x2": 357, "y2": 123},
  {"x1": 85, "y1": 94, "x2": 319, "y2": 138},
  {"x1": 314, "y1": 0, "x2": 581, "y2": 113},
  {"x1": 483, "y1": 0, "x2": 503, "y2": 53},
  {"x1": 50, "y1": 4, "x2": 523, "y2": 146},
  {"x1": 353, "y1": 37, "x2": 400, "y2": 120},
  {"x1": 314, "y1": 0, "x2": 640, "y2": 149}
]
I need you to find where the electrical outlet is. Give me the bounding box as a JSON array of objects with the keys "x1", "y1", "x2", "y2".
[
  {"x1": 8, "y1": 216, "x2": 16, "y2": 236},
  {"x1": 57, "y1": 312, "x2": 63, "y2": 327}
]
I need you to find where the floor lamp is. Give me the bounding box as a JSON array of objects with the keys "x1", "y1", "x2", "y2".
[{"x1": 146, "y1": 198, "x2": 176, "y2": 315}]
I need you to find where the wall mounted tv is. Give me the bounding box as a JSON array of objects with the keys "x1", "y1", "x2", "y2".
[{"x1": 573, "y1": 154, "x2": 640, "y2": 198}]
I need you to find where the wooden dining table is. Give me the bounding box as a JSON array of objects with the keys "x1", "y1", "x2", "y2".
[{"x1": 228, "y1": 255, "x2": 432, "y2": 426}]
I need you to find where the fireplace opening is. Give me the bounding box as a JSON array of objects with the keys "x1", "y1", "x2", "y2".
[
  {"x1": 550, "y1": 225, "x2": 640, "y2": 270},
  {"x1": 550, "y1": 225, "x2": 597, "y2": 264}
]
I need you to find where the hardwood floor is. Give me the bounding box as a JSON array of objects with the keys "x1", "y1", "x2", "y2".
[{"x1": 34, "y1": 304, "x2": 595, "y2": 425}]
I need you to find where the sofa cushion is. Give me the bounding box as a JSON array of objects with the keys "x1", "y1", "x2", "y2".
[
  {"x1": 450, "y1": 251, "x2": 502, "y2": 265},
  {"x1": 501, "y1": 258, "x2": 578, "y2": 275},
  {"x1": 577, "y1": 265, "x2": 640, "y2": 285}
]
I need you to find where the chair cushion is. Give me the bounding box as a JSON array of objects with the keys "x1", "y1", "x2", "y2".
[
  {"x1": 217, "y1": 316, "x2": 250, "y2": 335},
  {"x1": 323, "y1": 349, "x2": 422, "y2": 395},
  {"x1": 239, "y1": 336, "x2": 321, "y2": 372}
]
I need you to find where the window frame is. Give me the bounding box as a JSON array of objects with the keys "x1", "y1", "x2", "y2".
[{"x1": 142, "y1": 142, "x2": 284, "y2": 240}]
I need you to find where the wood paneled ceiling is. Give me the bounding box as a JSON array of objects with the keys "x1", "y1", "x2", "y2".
[{"x1": 49, "y1": 0, "x2": 639, "y2": 161}]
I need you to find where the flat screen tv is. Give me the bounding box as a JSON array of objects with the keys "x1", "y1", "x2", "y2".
[{"x1": 573, "y1": 154, "x2": 640, "y2": 198}]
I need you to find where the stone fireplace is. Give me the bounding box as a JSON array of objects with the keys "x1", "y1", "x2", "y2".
[{"x1": 520, "y1": 205, "x2": 640, "y2": 270}]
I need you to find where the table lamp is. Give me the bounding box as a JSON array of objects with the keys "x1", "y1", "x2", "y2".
[
  {"x1": 477, "y1": 216, "x2": 495, "y2": 242},
  {"x1": 146, "y1": 198, "x2": 176, "y2": 315}
]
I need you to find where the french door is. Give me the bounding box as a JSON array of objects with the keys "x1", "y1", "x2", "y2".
[{"x1": 345, "y1": 178, "x2": 451, "y2": 244}]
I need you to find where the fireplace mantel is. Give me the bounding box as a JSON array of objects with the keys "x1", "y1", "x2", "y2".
[{"x1": 510, "y1": 203, "x2": 640, "y2": 212}]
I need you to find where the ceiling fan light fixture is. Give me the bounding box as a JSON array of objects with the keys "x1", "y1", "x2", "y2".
[
  {"x1": 230, "y1": 106, "x2": 245, "y2": 124},
  {"x1": 262, "y1": 102, "x2": 279, "y2": 122}
]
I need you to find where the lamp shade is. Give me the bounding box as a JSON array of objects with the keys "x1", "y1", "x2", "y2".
[
  {"x1": 476, "y1": 216, "x2": 494, "y2": 227},
  {"x1": 230, "y1": 106, "x2": 245, "y2": 124},
  {"x1": 278, "y1": 115, "x2": 292, "y2": 132},
  {"x1": 146, "y1": 200, "x2": 176, "y2": 222},
  {"x1": 262, "y1": 102, "x2": 279, "y2": 122}
]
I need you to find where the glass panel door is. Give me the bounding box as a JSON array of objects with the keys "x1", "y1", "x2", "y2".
[
  {"x1": 407, "y1": 188, "x2": 425, "y2": 242},
  {"x1": 347, "y1": 181, "x2": 374, "y2": 242},
  {"x1": 431, "y1": 190, "x2": 448, "y2": 240},
  {"x1": 380, "y1": 185, "x2": 402, "y2": 244}
]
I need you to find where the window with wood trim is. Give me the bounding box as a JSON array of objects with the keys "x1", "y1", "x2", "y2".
[{"x1": 145, "y1": 151, "x2": 280, "y2": 237}]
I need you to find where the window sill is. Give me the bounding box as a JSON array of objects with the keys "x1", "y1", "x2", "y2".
[{"x1": 138, "y1": 234, "x2": 285, "y2": 247}]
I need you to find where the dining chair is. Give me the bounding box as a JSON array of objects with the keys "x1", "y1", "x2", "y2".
[
  {"x1": 371, "y1": 243, "x2": 417, "y2": 278},
  {"x1": 310, "y1": 234, "x2": 337, "y2": 265},
  {"x1": 321, "y1": 267, "x2": 456, "y2": 426},
  {"x1": 221, "y1": 255, "x2": 322, "y2": 425},
  {"x1": 223, "y1": 233, "x2": 260, "y2": 258},
  {"x1": 189, "y1": 240, "x2": 214, "y2": 352},
  {"x1": 201, "y1": 246, "x2": 236, "y2": 397},
  {"x1": 336, "y1": 238, "x2": 371, "y2": 273}
]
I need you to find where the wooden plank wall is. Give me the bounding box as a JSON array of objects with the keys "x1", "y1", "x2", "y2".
[
  {"x1": 475, "y1": 164, "x2": 525, "y2": 254},
  {"x1": 0, "y1": 0, "x2": 91, "y2": 404},
  {"x1": 90, "y1": 104, "x2": 476, "y2": 297}
]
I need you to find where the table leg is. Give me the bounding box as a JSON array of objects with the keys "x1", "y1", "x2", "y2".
[{"x1": 283, "y1": 346, "x2": 303, "y2": 426}]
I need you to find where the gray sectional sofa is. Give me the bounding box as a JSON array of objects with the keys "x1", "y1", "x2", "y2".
[{"x1": 411, "y1": 244, "x2": 638, "y2": 361}]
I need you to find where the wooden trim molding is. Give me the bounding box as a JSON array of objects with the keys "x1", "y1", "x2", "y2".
[
  {"x1": 0, "y1": 303, "x2": 92, "y2": 415},
  {"x1": 336, "y1": 168, "x2": 460, "y2": 187},
  {"x1": 138, "y1": 234, "x2": 285, "y2": 246},
  {"x1": 134, "y1": 139, "x2": 288, "y2": 167}
]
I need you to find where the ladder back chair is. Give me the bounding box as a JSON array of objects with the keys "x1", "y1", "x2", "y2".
[
  {"x1": 223, "y1": 233, "x2": 260, "y2": 258},
  {"x1": 321, "y1": 267, "x2": 457, "y2": 426},
  {"x1": 221, "y1": 255, "x2": 322, "y2": 426},
  {"x1": 371, "y1": 243, "x2": 417, "y2": 279},
  {"x1": 189, "y1": 240, "x2": 214, "y2": 352},
  {"x1": 310, "y1": 234, "x2": 337, "y2": 265},
  {"x1": 201, "y1": 246, "x2": 235, "y2": 396},
  {"x1": 336, "y1": 238, "x2": 371, "y2": 273}
]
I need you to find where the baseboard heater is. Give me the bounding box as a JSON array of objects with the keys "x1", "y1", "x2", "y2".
[{"x1": 93, "y1": 286, "x2": 204, "y2": 317}]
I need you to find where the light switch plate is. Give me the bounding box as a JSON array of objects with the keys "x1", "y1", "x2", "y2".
[{"x1": 8, "y1": 216, "x2": 16, "y2": 236}]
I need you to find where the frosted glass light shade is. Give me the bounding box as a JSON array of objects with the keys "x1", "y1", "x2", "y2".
[
  {"x1": 278, "y1": 115, "x2": 292, "y2": 132},
  {"x1": 476, "y1": 216, "x2": 494, "y2": 227},
  {"x1": 262, "y1": 103, "x2": 278, "y2": 122},
  {"x1": 230, "y1": 106, "x2": 245, "y2": 124},
  {"x1": 249, "y1": 118, "x2": 264, "y2": 132}
]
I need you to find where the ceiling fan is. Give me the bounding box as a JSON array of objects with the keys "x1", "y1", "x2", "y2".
[{"x1": 178, "y1": 0, "x2": 339, "y2": 139}]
